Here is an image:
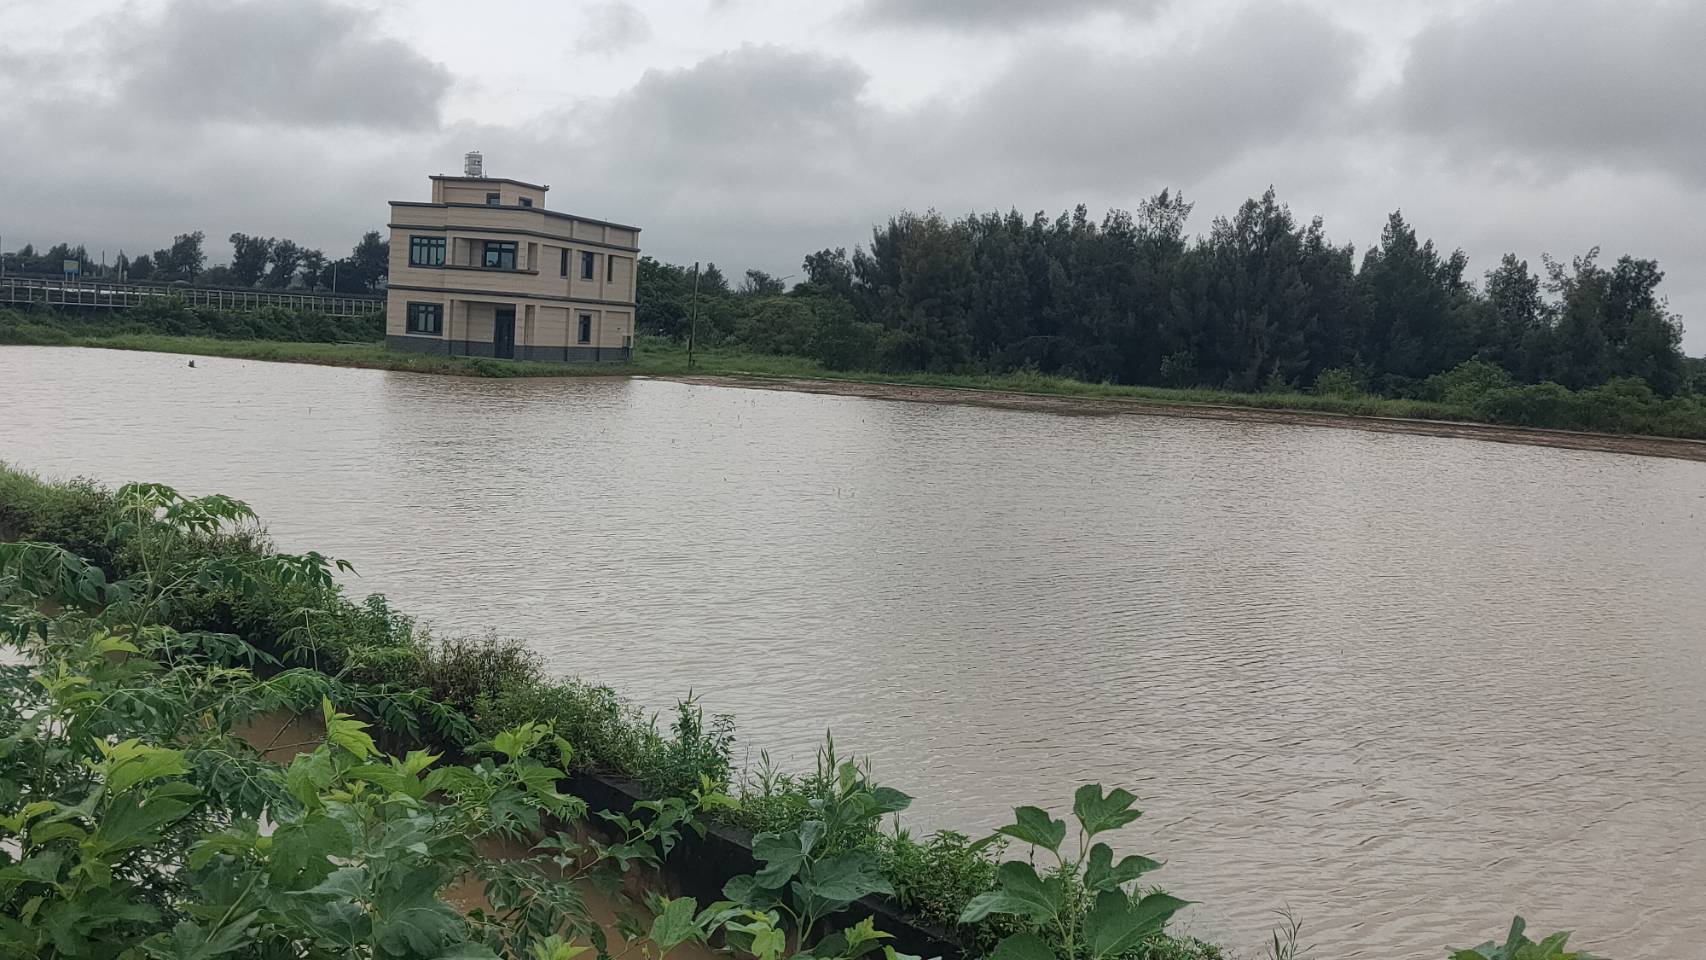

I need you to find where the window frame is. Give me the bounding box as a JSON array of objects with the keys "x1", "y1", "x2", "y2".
[
  {"x1": 606, "y1": 254, "x2": 616, "y2": 283},
  {"x1": 577, "y1": 313, "x2": 593, "y2": 344},
  {"x1": 485, "y1": 192, "x2": 501, "y2": 206},
  {"x1": 519, "y1": 197, "x2": 533, "y2": 208},
  {"x1": 580, "y1": 251, "x2": 596, "y2": 281},
  {"x1": 407, "y1": 235, "x2": 445, "y2": 268},
  {"x1": 405, "y1": 302, "x2": 443, "y2": 335},
  {"x1": 560, "y1": 248, "x2": 568, "y2": 278},
  {"x1": 482, "y1": 240, "x2": 518, "y2": 270}
]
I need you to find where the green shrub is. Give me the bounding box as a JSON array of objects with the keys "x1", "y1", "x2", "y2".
[
  {"x1": 417, "y1": 631, "x2": 545, "y2": 717},
  {"x1": 474, "y1": 677, "x2": 662, "y2": 776},
  {"x1": 0, "y1": 465, "x2": 117, "y2": 568},
  {"x1": 1313, "y1": 366, "x2": 1365, "y2": 398},
  {"x1": 640, "y1": 696, "x2": 736, "y2": 797},
  {"x1": 1425, "y1": 359, "x2": 1517, "y2": 406}
]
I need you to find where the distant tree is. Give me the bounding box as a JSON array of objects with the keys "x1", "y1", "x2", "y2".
[
  {"x1": 200, "y1": 265, "x2": 235, "y2": 286},
  {"x1": 800, "y1": 247, "x2": 855, "y2": 299},
  {"x1": 1483, "y1": 254, "x2": 1545, "y2": 377},
  {"x1": 299, "y1": 249, "x2": 326, "y2": 290},
  {"x1": 698, "y1": 262, "x2": 730, "y2": 296},
  {"x1": 1544, "y1": 249, "x2": 1612, "y2": 389},
  {"x1": 128, "y1": 253, "x2": 155, "y2": 281},
  {"x1": 152, "y1": 231, "x2": 206, "y2": 281},
  {"x1": 349, "y1": 231, "x2": 388, "y2": 292},
  {"x1": 266, "y1": 240, "x2": 304, "y2": 288},
  {"x1": 228, "y1": 233, "x2": 275, "y2": 286},
  {"x1": 739, "y1": 269, "x2": 785, "y2": 296}
]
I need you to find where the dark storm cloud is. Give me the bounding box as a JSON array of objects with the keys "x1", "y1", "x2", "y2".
[
  {"x1": 111, "y1": 0, "x2": 450, "y2": 129},
  {"x1": 1395, "y1": 0, "x2": 1706, "y2": 184},
  {"x1": 850, "y1": 0, "x2": 1166, "y2": 30}
]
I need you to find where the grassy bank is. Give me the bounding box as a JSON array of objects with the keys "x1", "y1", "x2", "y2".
[
  {"x1": 9, "y1": 306, "x2": 1706, "y2": 442},
  {"x1": 0, "y1": 313, "x2": 1479, "y2": 416}
]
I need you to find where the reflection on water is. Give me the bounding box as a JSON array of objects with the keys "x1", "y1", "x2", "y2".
[{"x1": 3, "y1": 345, "x2": 1705, "y2": 957}]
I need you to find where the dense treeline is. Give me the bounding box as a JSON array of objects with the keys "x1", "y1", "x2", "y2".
[
  {"x1": 638, "y1": 190, "x2": 1700, "y2": 404},
  {"x1": 2, "y1": 229, "x2": 389, "y2": 293}
]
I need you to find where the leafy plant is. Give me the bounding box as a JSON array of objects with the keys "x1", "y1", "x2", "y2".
[
  {"x1": 959, "y1": 785, "x2": 1190, "y2": 960},
  {"x1": 1449, "y1": 917, "x2": 1604, "y2": 960},
  {"x1": 722, "y1": 752, "x2": 912, "y2": 954}
]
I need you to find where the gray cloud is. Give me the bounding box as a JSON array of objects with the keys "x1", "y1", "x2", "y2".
[
  {"x1": 1395, "y1": 0, "x2": 1706, "y2": 185},
  {"x1": 936, "y1": 3, "x2": 1361, "y2": 192},
  {"x1": 112, "y1": 0, "x2": 450, "y2": 129},
  {"x1": 575, "y1": 1, "x2": 654, "y2": 54},
  {"x1": 849, "y1": 0, "x2": 1165, "y2": 30}
]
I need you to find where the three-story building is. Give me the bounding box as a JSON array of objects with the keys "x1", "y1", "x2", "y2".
[{"x1": 384, "y1": 163, "x2": 640, "y2": 362}]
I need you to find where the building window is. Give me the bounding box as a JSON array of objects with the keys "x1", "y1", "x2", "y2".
[
  {"x1": 581, "y1": 251, "x2": 595, "y2": 280},
  {"x1": 408, "y1": 236, "x2": 445, "y2": 267},
  {"x1": 406, "y1": 302, "x2": 443, "y2": 335},
  {"x1": 485, "y1": 192, "x2": 500, "y2": 205},
  {"x1": 518, "y1": 197, "x2": 533, "y2": 208},
  {"x1": 606, "y1": 255, "x2": 616, "y2": 283},
  {"x1": 482, "y1": 240, "x2": 517, "y2": 270},
  {"x1": 577, "y1": 313, "x2": 593, "y2": 344},
  {"x1": 560, "y1": 249, "x2": 568, "y2": 278}
]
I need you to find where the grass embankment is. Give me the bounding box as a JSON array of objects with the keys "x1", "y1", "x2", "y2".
[
  {"x1": 9, "y1": 308, "x2": 1706, "y2": 447},
  {"x1": 2, "y1": 314, "x2": 1478, "y2": 418}
]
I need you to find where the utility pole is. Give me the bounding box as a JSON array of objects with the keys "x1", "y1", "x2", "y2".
[{"x1": 687, "y1": 260, "x2": 702, "y2": 372}]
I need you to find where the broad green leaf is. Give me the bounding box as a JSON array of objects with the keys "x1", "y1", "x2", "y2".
[
  {"x1": 1072, "y1": 784, "x2": 1142, "y2": 838},
  {"x1": 93, "y1": 791, "x2": 198, "y2": 855},
  {"x1": 797, "y1": 849, "x2": 892, "y2": 906},
  {"x1": 864, "y1": 786, "x2": 912, "y2": 817},
  {"x1": 101, "y1": 740, "x2": 191, "y2": 795},
  {"x1": 996, "y1": 806, "x2": 1066, "y2": 853},
  {"x1": 751, "y1": 822, "x2": 822, "y2": 888},
  {"x1": 989, "y1": 932, "x2": 1057, "y2": 960},
  {"x1": 1082, "y1": 842, "x2": 1162, "y2": 892},
  {"x1": 649, "y1": 896, "x2": 701, "y2": 952},
  {"x1": 141, "y1": 915, "x2": 259, "y2": 960},
  {"x1": 958, "y1": 861, "x2": 1063, "y2": 924},
  {"x1": 321, "y1": 698, "x2": 377, "y2": 759},
  {"x1": 1083, "y1": 889, "x2": 1191, "y2": 959},
  {"x1": 0, "y1": 851, "x2": 64, "y2": 888}
]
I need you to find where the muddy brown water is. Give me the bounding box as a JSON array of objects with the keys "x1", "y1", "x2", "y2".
[{"x1": 3, "y1": 345, "x2": 1704, "y2": 958}]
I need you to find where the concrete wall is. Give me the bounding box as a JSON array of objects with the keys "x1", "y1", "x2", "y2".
[{"x1": 384, "y1": 290, "x2": 633, "y2": 363}]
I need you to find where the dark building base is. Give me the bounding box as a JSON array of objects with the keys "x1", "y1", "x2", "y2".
[{"x1": 387, "y1": 336, "x2": 631, "y2": 364}]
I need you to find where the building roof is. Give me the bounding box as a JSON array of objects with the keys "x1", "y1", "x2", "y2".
[
  {"x1": 390, "y1": 200, "x2": 642, "y2": 235},
  {"x1": 430, "y1": 174, "x2": 551, "y2": 192}
]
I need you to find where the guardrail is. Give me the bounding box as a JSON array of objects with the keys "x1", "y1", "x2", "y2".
[{"x1": 0, "y1": 276, "x2": 385, "y2": 318}]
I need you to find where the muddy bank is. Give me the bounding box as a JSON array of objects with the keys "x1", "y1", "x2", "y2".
[{"x1": 660, "y1": 374, "x2": 1706, "y2": 463}]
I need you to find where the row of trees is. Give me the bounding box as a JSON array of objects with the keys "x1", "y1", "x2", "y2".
[
  {"x1": 640, "y1": 189, "x2": 1695, "y2": 397},
  {"x1": 2, "y1": 230, "x2": 390, "y2": 294}
]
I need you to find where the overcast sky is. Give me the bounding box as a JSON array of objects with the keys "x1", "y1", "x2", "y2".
[{"x1": 2, "y1": 0, "x2": 1702, "y2": 352}]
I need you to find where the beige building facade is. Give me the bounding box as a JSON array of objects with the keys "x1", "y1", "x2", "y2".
[{"x1": 385, "y1": 170, "x2": 640, "y2": 363}]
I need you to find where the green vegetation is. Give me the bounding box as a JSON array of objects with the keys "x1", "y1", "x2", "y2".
[
  {"x1": 9, "y1": 304, "x2": 1706, "y2": 441},
  {"x1": 641, "y1": 196, "x2": 1696, "y2": 397},
  {"x1": 1, "y1": 302, "x2": 380, "y2": 345},
  {"x1": 0, "y1": 464, "x2": 1605, "y2": 958}
]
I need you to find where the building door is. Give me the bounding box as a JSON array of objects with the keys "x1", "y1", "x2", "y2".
[{"x1": 493, "y1": 306, "x2": 516, "y2": 359}]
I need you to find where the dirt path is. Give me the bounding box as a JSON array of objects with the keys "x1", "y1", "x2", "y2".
[{"x1": 658, "y1": 374, "x2": 1706, "y2": 463}]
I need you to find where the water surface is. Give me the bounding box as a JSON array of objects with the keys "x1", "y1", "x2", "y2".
[{"x1": 3, "y1": 346, "x2": 1704, "y2": 957}]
